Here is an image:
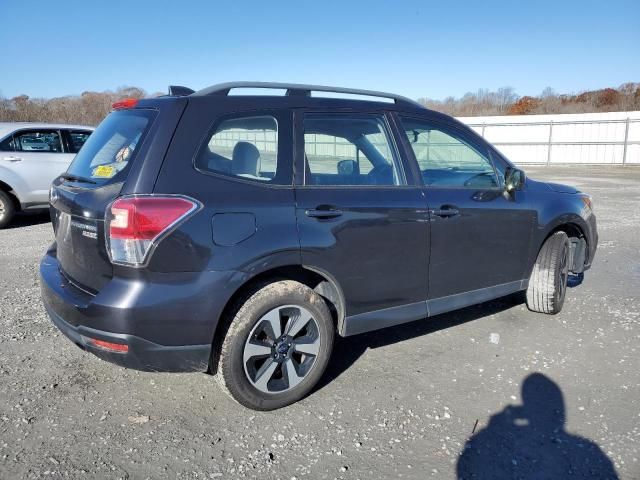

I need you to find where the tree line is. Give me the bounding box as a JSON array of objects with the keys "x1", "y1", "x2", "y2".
[
  {"x1": 0, "y1": 87, "x2": 156, "y2": 126},
  {"x1": 0, "y1": 83, "x2": 638, "y2": 126},
  {"x1": 419, "y1": 83, "x2": 640, "y2": 117}
]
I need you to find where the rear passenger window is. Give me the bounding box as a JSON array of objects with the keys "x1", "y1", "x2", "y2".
[
  {"x1": 67, "y1": 130, "x2": 92, "y2": 153},
  {"x1": 195, "y1": 115, "x2": 280, "y2": 183},
  {"x1": 303, "y1": 114, "x2": 403, "y2": 186}
]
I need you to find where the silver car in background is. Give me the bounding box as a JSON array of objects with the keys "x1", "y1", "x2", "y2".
[{"x1": 0, "y1": 123, "x2": 93, "y2": 228}]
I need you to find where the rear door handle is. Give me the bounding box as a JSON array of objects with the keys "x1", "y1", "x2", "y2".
[
  {"x1": 305, "y1": 207, "x2": 343, "y2": 219},
  {"x1": 431, "y1": 206, "x2": 460, "y2": 218},
  {"x1": 3, "y1": 156, "x2": 22, "y2": 162}
]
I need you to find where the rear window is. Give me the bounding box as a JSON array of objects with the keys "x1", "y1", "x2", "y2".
[{"x1": 66, "y1": 110, "x2": 155, "y2": 185}]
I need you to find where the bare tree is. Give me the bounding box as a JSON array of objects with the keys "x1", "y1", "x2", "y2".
[
  {"x1": 1, "y1": 83, "x2": 639, "y2": 124},
  {"x1": 0, "y1": 87, "x2": 150, "y2": 125},
  {"x1": 418, "y1": 84, "x2": 639, "y2": 117}
]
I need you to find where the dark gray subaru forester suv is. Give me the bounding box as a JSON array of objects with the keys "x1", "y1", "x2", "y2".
[{"x1": 41, "y1": 82, "x2": 597, "y2": 410}]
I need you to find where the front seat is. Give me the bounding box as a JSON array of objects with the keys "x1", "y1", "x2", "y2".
[
  {"x1": 232, "y1": 142, "x2": 261, "y2": 178},
  {"x1": 367, "y1": 162, "x2": 394, "y2": 185}
]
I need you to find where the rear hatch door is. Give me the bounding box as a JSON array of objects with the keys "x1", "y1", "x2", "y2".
[{"x1": 50, "y1": 99, "x2": 185, "y2": 292}]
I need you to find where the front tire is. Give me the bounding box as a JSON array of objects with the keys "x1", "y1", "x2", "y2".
[
  {"x1": 216, "y1": 280, "x2": 334, "y2": 410},
  {"x1": 0, "y1": 190, "x2": 16, "y2": 229},
  {"x1": 526, "y1": 231, "x2": 571, "y2": 314}
]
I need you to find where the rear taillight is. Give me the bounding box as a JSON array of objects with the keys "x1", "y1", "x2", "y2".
[{"x1": 106, "y1": 195, "x2": 200, "y2": 267}]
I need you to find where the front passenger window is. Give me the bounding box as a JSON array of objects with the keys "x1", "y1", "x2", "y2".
[
  {"x1": 0, "y1": 135, "x2": 15, "y2": 151},
  {"x1": 13, "y1": 130, "x2": 63, "y2": 153},
  {"x1": 400, "y1": 117, "x2": 498, "y2": 188}
]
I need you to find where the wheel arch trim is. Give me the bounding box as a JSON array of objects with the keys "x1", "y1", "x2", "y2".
[
  {"x1": 209, "y1": 262, "x2": 346, "y2": 374},
  {"x1": 531, "y1": 214, "x2": 589, "y2": 275},
  {"x1": 0, "y1": 178, "x2": 22, "y2": 211}
]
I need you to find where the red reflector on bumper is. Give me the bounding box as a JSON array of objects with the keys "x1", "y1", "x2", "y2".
[{"x1": 89, "y1": 338, "x2": 129, "y2": 353}]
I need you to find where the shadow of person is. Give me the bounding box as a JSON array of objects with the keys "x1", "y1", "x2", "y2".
[{"x1": 457, "y1": 373, "x2": 618, "y2": 479}]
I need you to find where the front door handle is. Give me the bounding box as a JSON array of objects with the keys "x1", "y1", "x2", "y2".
[
  {"x1": 431, "y1": 206, "x2": 460, "y2": 218},
  {"x1": 2, "y1": 156, "x2": 22, "y2": 162},
  {"x1": 305, "y1": 206, "x2": 343, "y2": 219}
]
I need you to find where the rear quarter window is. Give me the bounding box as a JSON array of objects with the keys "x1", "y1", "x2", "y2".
[
  {"x1": 66, "y1": 110, "x2": 156, "y2": 185},
  {"x1": 194, "y1": 114, "x2": 287, "y2": 185}
]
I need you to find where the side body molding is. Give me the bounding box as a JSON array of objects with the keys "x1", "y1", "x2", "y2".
[{"x1": 341, "y1": 279, "x2": 527, "y2": 336}]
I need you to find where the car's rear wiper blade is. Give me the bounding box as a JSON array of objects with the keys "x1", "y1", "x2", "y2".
[{"x1": 59, "y1": 173, "x2": 97, "y2": 184}]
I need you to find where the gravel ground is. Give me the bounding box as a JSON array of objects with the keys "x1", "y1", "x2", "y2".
[{"x1": 0, "y1": 167, "x2": 638, "y2": 479}]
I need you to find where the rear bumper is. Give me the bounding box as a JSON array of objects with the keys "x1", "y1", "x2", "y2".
[
  {"x1": 45, "y1": 302, "x2": 210, "y2": 372},
  {"x1": 40, "y1": 247, "x2": 244, "y2": 372}
]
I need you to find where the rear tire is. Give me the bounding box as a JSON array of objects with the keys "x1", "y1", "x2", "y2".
[
  {"x1": 0, "y1": 190, "x2": 16, "y2": 229},
  {"x1": 526, "y1": 231, "x2": 571, "y2": 314},
  {"x1": 216, "y1": 280, "x2": 334, "y2": 410}
]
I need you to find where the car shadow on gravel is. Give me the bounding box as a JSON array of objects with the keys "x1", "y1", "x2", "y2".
[
  {"x1": 316, "y1": 292, "x2": 525, "y2": 392},
  {"x1": 456, "y1": 373, "x2": 618, "y2": 479},
  {"x1": 4, "y1": 211, "x2": 50, "y2": 229}
]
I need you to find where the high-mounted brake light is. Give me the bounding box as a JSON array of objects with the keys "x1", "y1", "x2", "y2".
[
  {"x1": 106, "y1": 196, "x2": 200, "y2": 267},
  {"x1": 112, "y1": 98, "x2": 139, "y2": 110}
]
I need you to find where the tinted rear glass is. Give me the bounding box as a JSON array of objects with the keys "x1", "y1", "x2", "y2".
[{"x1": 66, "y1": 109, "x2": 155, "y2": 185}]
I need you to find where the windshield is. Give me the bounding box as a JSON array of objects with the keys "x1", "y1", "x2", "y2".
[{"x1": 66, "y1": 109, "x2": 156, "y2": 185}]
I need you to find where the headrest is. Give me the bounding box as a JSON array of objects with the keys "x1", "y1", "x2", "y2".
[{"x1": 232, "y1": 142, "x2": 260, "y2": 176}]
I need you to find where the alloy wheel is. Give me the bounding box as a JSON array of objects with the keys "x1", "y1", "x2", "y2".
[{"x1": 243, "y1": 305, "x2": 321, "y2": 394}]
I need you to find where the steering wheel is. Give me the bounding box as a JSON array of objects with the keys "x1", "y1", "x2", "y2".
[{"x1": 367, "y1": 164, "x2": 394, "y2": 185}]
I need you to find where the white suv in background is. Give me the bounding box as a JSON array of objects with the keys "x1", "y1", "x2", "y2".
[{"x1": 0, "y1": 123, "x2": 93, "y2": 228}]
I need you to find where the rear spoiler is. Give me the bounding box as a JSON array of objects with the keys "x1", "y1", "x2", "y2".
[{"x1": 168, "y1": 85, "x2": 195, "y2": 96}]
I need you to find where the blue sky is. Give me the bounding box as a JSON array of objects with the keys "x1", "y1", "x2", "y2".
[{"x1": 1, "y1": 0, "x2": 638, "y2": 100}]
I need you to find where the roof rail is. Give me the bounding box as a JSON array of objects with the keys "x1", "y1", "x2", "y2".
[{"x1": 193, "y1": 81, "x2": 423, "y2": 108}]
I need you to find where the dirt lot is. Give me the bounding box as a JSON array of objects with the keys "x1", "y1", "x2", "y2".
[{"x1": 0, "y1": 167, "x2": 638, "y2": 479}]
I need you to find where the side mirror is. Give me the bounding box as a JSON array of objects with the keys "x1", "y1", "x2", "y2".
[
  {"x1": 337, "y1": 159, "x2": 358, "y2": 176},
  {"x1": 505, "y1": 167, "x2": 526, "y2": 193}
]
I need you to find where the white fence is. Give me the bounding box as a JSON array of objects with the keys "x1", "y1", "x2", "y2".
[
  {"x1": 458, "y1": 111, "x2": 640, "y2": 166},
  {"x1": 210, "y1": 110, "x2": 640, "y2": 167}
]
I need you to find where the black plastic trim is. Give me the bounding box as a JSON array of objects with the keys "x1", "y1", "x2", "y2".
[
  {"x1": 342, "y1": 280, "x2": 527, "y2": 336},
  {"x1": 45, "y1": 302, "x2": 210, "y2": 372}
]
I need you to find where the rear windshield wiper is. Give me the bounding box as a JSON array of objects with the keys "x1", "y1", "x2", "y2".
[{"x1": 59, "y1": 173, "x2": 97, "y2": 184}]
